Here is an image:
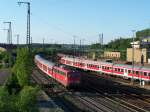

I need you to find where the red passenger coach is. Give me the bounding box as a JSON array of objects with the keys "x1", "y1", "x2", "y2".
[
  {"x1": 60, "y1": 55, "x2": 150, "y2": 82},
  {"x1": 35, "y1": 55, "x2": 81, "y2": 87}
]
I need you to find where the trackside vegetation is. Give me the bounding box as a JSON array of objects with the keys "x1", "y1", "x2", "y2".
[{"x1": 0, "y1": 48, "x2": 39, "y2": 112}]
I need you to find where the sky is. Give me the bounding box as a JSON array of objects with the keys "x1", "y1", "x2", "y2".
[{"x1": 0, "y1": 0, "x2": 150, "y2": 45}]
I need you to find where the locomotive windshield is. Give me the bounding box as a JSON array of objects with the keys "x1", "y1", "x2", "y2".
[{"x1": 68, "y1": 71, "x2": 80, "y2": 78}]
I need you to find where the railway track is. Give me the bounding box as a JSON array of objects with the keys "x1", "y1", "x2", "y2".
[
  {"x1": 82, "y1": 72, "x2": 150, "y2": 112},
  {"x1": 89, "y1": 72, "x2": 150, "y2": 105},
  {"x1": 32, "y1": 67, "x2": 150, "y2": 112},
  {"x1": 31, "y1": 68, "x2": 81, "y2": 112}
]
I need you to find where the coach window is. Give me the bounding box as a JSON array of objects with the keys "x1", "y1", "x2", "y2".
[
  {"x1": 48, "y1": 68, "x2": 51, "y2": 71},
  {"x1": 121, "y1": 69, "x2": 124, "y2": 72},
  {"x1": 115, "y1": 68, "x2": 117, "y2": 71},
  {"x1": 144, "y1": 72, "x2": 147, "y2": 76},
  {"x1": 62, "y1": 72, "x2": 66, "y2": 76},
  {"x1": 128, "y1": 70, "x2": 131, "y2": 74},
  {"x1": 149, "y1": 73, "x2": 150, "y2": 76},
  {"x1": 125, "y1": 69, "x2": 127, "y2": 73},
  {"x1": 109, "y1": 67, "x2": 112, "y2": 70},
  {"x1": 118, "y1": 68, "x2": 120, "y2": 72},
  {"x1": 104, "y1": 66, "x2": 106, "y2": 69},
  {"x1": 54, "y1": 69, "x2": 56, "y2": 73},
  {"x1": 60, "y1": 71, "x2": 63, "y2": 75},
  {"x1": 136, "y1": 71, "x2": 139, "y2": 75},
  {"x1": 133, "y1": 71, "x2": 135, "y2": 74},
  {"x1": 107, "y1": 67, "x2": 109, "y2": 70},
  {"x1": 102, "y1": 66, "x2": 104, "y2": 69},
  {"x1": 140, "y1": 71, "x2": 143, "y2": 75}
]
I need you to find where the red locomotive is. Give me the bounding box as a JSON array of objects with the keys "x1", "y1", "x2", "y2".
[
  {"x1": 35, "y1": 55, "x2": 80, "y2": 87},
  {"x1": 60, "y1": 55, "x2": 150, "y2": 82}
]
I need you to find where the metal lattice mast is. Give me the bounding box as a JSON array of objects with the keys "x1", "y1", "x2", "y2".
[
  {"x1": 131, "y1": 30, "x2": 136, "y2": 85},
  {"x1": 3, "y1": 22, "x2": 12, "y2": 44},
  {"x1": 3, "y1": 22, "x2": 12, "y2": 68},
  {"x1": 18, "y1": 2, "x2": 31, "y2": 49}
]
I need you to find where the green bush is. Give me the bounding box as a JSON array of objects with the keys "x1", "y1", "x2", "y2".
[
  {"x1": 16, "y1": 86, "x2": 39, "y2": 112},
  {"x1": 13, "y1": 48, "x2": 33, "y2": 87}
]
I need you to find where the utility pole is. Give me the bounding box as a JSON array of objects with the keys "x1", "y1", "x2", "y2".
[
  {"x1": 82, "y1": 38, "x2": 85, "y2": 57},
  {"x1": 43, "y1": 38, "x2": 45, "y2": 51},
  {"x1": 30, "y1": 37, "x2": 33, "y2": 45},
  {"x1": 80, "y1": 39, "x2": 82, "y2": 57},
  {"x1": 73, "y1": 36, "x2": 77, "y2": 63},
  {"x1": 3, "y1": 21, "x2": 12, "y2": 68},
  {"x1": 3, "y1": 22, "x2": 12, "y2": 44},
  {"x1": 99, "y1": 33, "x2": 103, "y2": 58},
  {"x1": 99, "y1": 34, "x2": 102, "y2": 47},
  {"x1": 1, "y1": 29, "x2": 9, "y2": 44},
  {"x1": 15, "y1": 34, "x2": 19, "y2": 47},
  {"x1": 18, "y1": 2, "x2": 31, "y2": 50},
  {"x1": 131, "y1": 30, "x2": 136, "y2": 85},
  {"x1": 73, "y1": 36, "x2": 76, "y2": 57}
]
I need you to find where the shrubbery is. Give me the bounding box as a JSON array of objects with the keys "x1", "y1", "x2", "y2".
[{"x1": 0, "y1": 48, "x2": 39, "y2": 112}]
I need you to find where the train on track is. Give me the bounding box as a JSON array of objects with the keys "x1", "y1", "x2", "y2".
[
  {"x1": 35, "y1": 55, "x2": 81, "y2": 87},
  {"x1": 59, "y1": 54, "x2": 150, "y2": 82}
]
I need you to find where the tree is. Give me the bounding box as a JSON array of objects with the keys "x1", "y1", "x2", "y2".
[
  {"x1": 12, "y1": 48, "x2": 33, "y2": 87},
  {"x1": 90, "y1": 43, "x2": 102, "y2": 49},
  {"x1": 16, "y1": 86, "x2": 39, "y2": 112},
  {"x1": 136, "y1": 28, "x2": 150, "y2": 40},
  {"x1": 0, "y1": 87, "x2": 16, "y2": 112}
]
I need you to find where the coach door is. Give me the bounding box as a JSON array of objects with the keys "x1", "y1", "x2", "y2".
[{"x1": 124, "y1": 68, "x2": 128, "y2": 76}]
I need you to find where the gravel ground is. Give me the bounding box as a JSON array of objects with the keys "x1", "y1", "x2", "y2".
[
  {"x1": 37, "y1": 90, "x2": 65, "y2": 112},
  {"x1": 0, "y1": 69, "x2": 11, "y2": 85}
]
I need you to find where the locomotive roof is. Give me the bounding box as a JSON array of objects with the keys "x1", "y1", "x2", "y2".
[{"x1": 35, "y1": 55, "x2": 55, "y2": 68}]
